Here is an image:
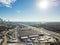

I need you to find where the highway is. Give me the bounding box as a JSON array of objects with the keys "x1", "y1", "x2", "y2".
[
  {"x1": 26, "y1": 25, "x2": 60, "y2": 39},
  {"x1": 8, "y1": 42, "x2": 26, "y2": 45},
  {"x1": 41, "y1": 28, "x2": 60, "y2": 38}
]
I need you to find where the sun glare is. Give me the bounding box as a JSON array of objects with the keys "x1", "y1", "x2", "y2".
[{"x1": 37, "y1": 0, "x2": 49, "y2": 9}]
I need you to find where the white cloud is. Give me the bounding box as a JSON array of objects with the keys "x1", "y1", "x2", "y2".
[{"x1": 0, "y1": 0, "x2": 16, "y2": 7}]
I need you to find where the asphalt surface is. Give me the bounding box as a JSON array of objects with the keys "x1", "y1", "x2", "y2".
[
  {"x1": 8, "y1": 43, "x2": 26, "y2": 45},
  {"x1": 26, "y1": 25, "x2": 60, "y2": 38}
]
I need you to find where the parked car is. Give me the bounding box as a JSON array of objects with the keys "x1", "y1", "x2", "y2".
[{"x1": 26, "y1": 42, "x2": 33, "y2": 45}]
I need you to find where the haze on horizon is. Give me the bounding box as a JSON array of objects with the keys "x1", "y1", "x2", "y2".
[{"x1": 0, "y1": 0, "x2": 60, "y2": 22}]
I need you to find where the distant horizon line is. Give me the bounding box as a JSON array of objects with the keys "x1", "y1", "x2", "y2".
[
  {"x1": 4, "y1": 20, "x2": 60, "y2": 22},
  {"x1": 0, "y1": 18, "x2": 60, "y2": 22}
]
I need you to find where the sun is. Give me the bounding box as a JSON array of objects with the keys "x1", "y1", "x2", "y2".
[{"x1": 37, "y1": 0, "x2": 49, "y2": 9}]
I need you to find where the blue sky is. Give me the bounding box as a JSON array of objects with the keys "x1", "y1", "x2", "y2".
[{"x1": 0, "y1": 0, "x2": 60, "y2": 22}]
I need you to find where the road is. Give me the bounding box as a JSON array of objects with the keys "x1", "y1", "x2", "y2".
[
  {"x1": 41, "y1": 28, "x2": 60, "y2": 38},
  {"x1": 8, "y1": 42, "x2": 26, "y2": 45},
  {"x1": 8, "y1": 43, "x2": 20, "y2": 45},
  {"x1": 26, "y1": 25, "x2": 60, "y2": 39}
]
